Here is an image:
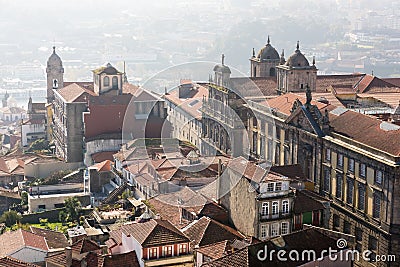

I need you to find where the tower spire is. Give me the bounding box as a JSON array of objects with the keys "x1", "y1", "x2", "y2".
[
  {"x1": 221, "y1": 54, "x2": 225, "y2": 65},
  {"x1": 312, "y1": 56, "x2": 315, "y2": 65},
  {"x1": 53, "y1": 46, "x2": 56, "y2": 54},
  {"x1": 296, "y1": 41, "x2": 300, "y2": 51},
  {"x1": 267, "y1": 35, "x2": 270, "y2": 45},
  {"x1": 252, "y1": 48, "x2": 255, "y2": 58}
]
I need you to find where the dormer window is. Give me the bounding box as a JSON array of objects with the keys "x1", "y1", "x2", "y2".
[
  {"x1": 104, "y1": 76, "x2": 110, "y2": 87},
  {"x1": 112, "y1": 76, "x2": 118, "y2": 89}
]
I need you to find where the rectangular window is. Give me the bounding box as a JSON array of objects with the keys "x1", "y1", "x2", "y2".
[
  {"x1": 275, "y1": 182, "x2": 282, "y2": 191},
  {"x1": 358, "y1": 184, "x2": 365, "y2": 211},
  {"x1": 324, "y1": 168, "x2": 331, "y2": 193},
  {"x1": 272, "y1": 201, "x2": 279, "y2": 215},
  {"x1": 359, "y1": 163, "x2": 366, "y2": 178},
  {"x1": 375, "y1": 170, "x2": 383, "y2": 185},
  {"x1": 348, "y1": 158, "x2": 355, "y2": 173},
  {"x1": 346, "y1": 179, "x2": 354, "y2": 205},
  {"x1": 343, "y1": 221, "x2": 351, "y2": 234},
  {"x1": 282, "y1": 200, "x2": 289, "y2": 214},
  {"x1": 260, "y1": 224, "x2": 268, "y2": 239},
  {"x1": 162, "y1": 245, "x2": 173, "y2": 257},
  {"x1": 336, "y1": 174, "x2": 343, "y2": 199},
  {"x1": 38, "y1": 204, "x2": 46, "y2": 210},
  {"x1": 271, "y1": 223, "x2": 279, "y2": 237},
  {"x1": 267, "y1": 123, "x2": 273, "y2": 137},
  {"x1": 333, "y1": 214, "x2": 340, "y2": 230},
  {"x1": 337, "y1": 154, "x2": 343, "y2": 168},
  {"x1": 355, "y1": 228, "x2": 363, "y2": 242},
  {"x1": 325, "y1": 148, "x2": 331, "y2": 162},
  {"x1": 267, "y1": 183, "x2": 274, "y2": 192},
  {"x1": 261, "y1": 202, "x2": 269, "y2": 216},
  {"x1": 373, "y1": 193, "x2": 381, "y2": 219},
  {"x1": 267, "y1": 139, "x2": 273, "y2": 162},
  {"x1": 148, "y1": 248, "x2": 158, "y2": 259},
  {"x1": 178, "y1": 244, "x2": 187, "y2": 255},
  {"x1": 281, "y1": 222, "x2": 289, "y2": 235}
]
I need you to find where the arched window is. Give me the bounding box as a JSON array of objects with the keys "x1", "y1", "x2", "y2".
[
  {"x1": 269, "y1": 67, "x2": 275, "y2": 77},
  {"x1": 104, "y1": 76, "x2": 110, "y2": 86},
  {"x1": 112, "y1": 76, "x2": 118, "y2": 89}
]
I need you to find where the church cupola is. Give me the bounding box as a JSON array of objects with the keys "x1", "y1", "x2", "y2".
[
  {"x1": 46, "y1": 46, "x2": 64, "y2": 103},
  {"x1": 250, "y1": 35, "x2": 280, "y2": 78},
  {"x1": 92, "y1": 63, "x2": 124, "y2": 96},
  {"x1": 213, "y1": 54, "x2": 231, "y2": 87},
  {"x1": 276, "y1": 41, "x2": 318, "y2": 94}
]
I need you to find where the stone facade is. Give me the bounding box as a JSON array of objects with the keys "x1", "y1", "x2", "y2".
[{"x1": 46, "y1": 46, "x2": 64, "y2": 103}]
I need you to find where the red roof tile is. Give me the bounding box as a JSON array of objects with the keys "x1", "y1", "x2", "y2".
[
  {"x1": 0, "y1": 256, "x2": 40, "y2": 267},
  {"x1": 56, "y1": 83, "x2": 97, "y2": 103},
  {"x1": 91, "y1": 160, "x2": 112, "y2": 172},
  {"x1": 0, "y1": 229, "x2": 48, "y2": 257},
  {"x1": 29, "y1": 227, "x2": 69, "y2": 250},
  {"x1": 182, "y1": 217, "x2": 244, "y2": 247}
]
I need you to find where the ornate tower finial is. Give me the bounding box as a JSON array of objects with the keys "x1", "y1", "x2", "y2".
[
  {"x1": 281, "y1": 49, "x2": 285, "y2": 57},
  {"x1": 312, "y1": 56, "x2": 315, "y2": 65},
  {"x1": 267, "y1": 35, "x2": 270, "y2": 45},
  {"x1": 252, "y1": 48, "x2": 255, "y2": 58},
  {"x1": 53, "y1": 46, "x2": 56, "y2": 54},
  {"x1": 221, "y1": 54, "x2": 225, "y2": 65},
  {"x1": 296, "y1": 41, "x2": 300, "y2": 51}
]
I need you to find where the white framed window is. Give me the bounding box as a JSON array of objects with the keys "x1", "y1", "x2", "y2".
[
  {"x1": 178, "y1": 244, "x2": 187, "y2": 255},
  {"x1": 162, "y1": 245, "x2": 173, "y2": 257},
  {"x1": 282, "y1": 200, "x2": 289, "y2": 214},
  {"x1": 271, "y1": 223, "x2": 279, "y2": 237},
  {"x1": 281, "y1": 222, "x2": 289, "y2": 235},
  {"x1": 261, "y1": 202, "x2": 269, "y2": 216},
  {"x1": 148, "y1": 247, "x2": 158, "y2": 259},
  {"x1": 260, "y1": 224, "x2": 268, "y2": 239},
  {"x1": 275, "y1": 182, "x2": 282, "y2": 191},
  {"x1": 272, "y1": 201, "x2": 279, "y2": 215},
  {"x1": 267, "y1": 183, "x2": 274, "y2": 192}
]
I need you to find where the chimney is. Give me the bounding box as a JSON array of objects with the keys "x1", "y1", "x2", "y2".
[{"x1": 65, "y1": 247, "x2": 72, "y2": 267}]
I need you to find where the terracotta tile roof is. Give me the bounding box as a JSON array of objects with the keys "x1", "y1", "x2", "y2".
[
  {"x1": 0, "y1": 256, "x2": 40, "y2": 267},
  {"x1": 182, "y1": 217, "x2": 244, "y2": 247},
  {"x1": 202, "y1": 228, "x2": 339, "y2": 267},
  {"x1": 103, "y1": 250, "x2": 140, "y2": 267},
  {"x1": 64, "y1": 81, "x2": 94, "y2": 91},
  {"x1": 316, "y1": 74, "x2": 365, "y2": 93},
  {"x1": 382, "y1": 78, "x2": 400, "y2": 87},
  {"x1": 230, "y1": 77, "x2": 278, "y2": 97},
  {"x1": 56, "y1": 83, "x2": 97, "y2": 103},
  {"x1": 270, "y1": 164, "x2": 309, "y2": 182},
  {"x1": 122, "y1": 83, "x2": 140, "y2": 95},
  {"x1": 29, "y1": 227, "x2": 69, "y2": 250},
  {"x1": 91, "y1": 151, "x2": 118, "y2": 163},
  {"x1": 312, "y1": 92, "x2": 345, "y2": 108},
  {"x1": 91, "y1": 160, "x2": 112, "y2": 172},
  {"x1": 329, "y1": 109, "x2": 400, "y2": 156},
  {"x1": 71, "y1": 238, "x2": 101, "y2": 254},
  {"x1": 133, "y1": 88, "x2": 161, "y2": 101},
  {"x1": 293, "y1": 190, "x2": 326, "y2": 214},
  {"x1": 196, "y1": 239, "x2": 248, "y2": 260},
  {"x1": 0, "y1": 229, "x2": 48, "y2": 257},
  {"x1": 266, "y1": 93, "x2": 329, "y2": 117},
  {"x1": 147, "y1": 188, "x2": 228, "y2": 229},
  {"x1": 112, "y1": 219, "x2": 190, "y2": 248},
  {"x1": 354, "y1": 74, "x2": 400, "y2": 93},
  {"x1": 163, "y1": 84, "x2": 207, "y2": 120}
]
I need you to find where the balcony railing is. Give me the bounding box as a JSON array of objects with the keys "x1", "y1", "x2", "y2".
[{"x1": 260, "y1": 211, "x2": 291, "y2": 222}]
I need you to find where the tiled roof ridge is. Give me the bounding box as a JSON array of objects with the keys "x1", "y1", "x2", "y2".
[
  {"x1": 202, "y1": 246, "x2": 249, "y2": 267},
  {"x1": 0, "y1": 256, "x2": 40, "y2": 267}
]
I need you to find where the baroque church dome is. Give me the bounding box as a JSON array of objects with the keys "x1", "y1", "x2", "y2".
[
  {"x1": 257, "y1": 36, "x2": 279, "y2": 61},
  {"x1": 285, "y1": 41, "x2": 310, "y2": 68}
]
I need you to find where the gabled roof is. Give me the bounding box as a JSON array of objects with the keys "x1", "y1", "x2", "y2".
[
  {"x1": 90, "y1": 160, "x2": 112, "y2": 172},
  {"x1": 354, "y1": 74, "x2": 400, "y2": 93},
  {"x1": 71, "y1": 238, "x2": 101, "y2": 254},
  {"x1": 182, "y1": 217, "x2": 244, "y2": 247},
  {"x1": 114, "y1": 219, "x2": 189, "y2": 247},
  {"x1": 29, "y1": 227, "x2": 69, "y2": 250},
  {"x1": 0, "y1": 256, "x2": 40, "y2": 267},
  {"x1": 56, "y1": 83, "x2": 97, "y2": 103},
  {"x1": 0, "y1": 229, "x2": 48, "y2": 257}
]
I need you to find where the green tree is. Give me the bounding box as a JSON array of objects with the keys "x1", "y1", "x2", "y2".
[
  {"x1": 64, "y1": 197, "x2": 82, "y2": 222},
  {"x1": 21, "y1": 192, "x2": 28, "y2": 205},
  {"x1": 0, "y1": 210, "x2": 22, "y2": 227}
]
